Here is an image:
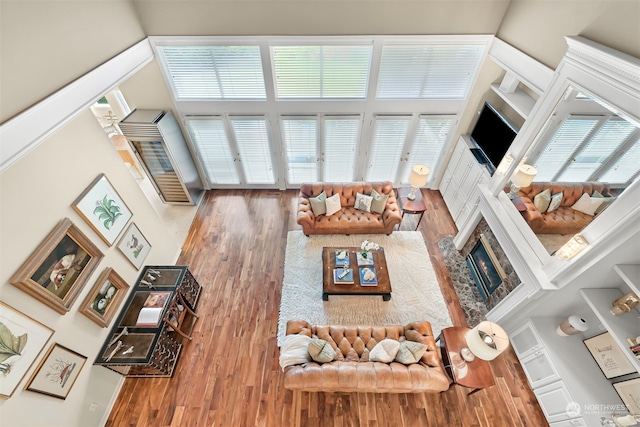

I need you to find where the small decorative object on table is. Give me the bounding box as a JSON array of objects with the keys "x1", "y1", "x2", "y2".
[
  {"x1": 335, "y1": 250, "x2": 349, "y2": 266},
  {"x1": 610, "y1": 291, "x2": 640, "y2": 316},
  {"x1": 360, "y1": 240, "x2": 379, "y2": 259},
  {"x1": 359, "y1": 267, "x2": 378, "y2": 286}
]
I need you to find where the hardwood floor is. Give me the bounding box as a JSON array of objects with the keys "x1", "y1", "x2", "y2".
[{"x1": 105, "y1": 189, "x2": 547, "y2": 427}]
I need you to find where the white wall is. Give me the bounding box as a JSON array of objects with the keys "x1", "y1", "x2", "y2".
[{"x1": 0, "y1": 109, "x2": 181, "y2": 426}]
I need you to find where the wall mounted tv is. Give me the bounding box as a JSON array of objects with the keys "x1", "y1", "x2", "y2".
[{"x1": 470, "y1": 102, "x2": 519, "y2": 175}]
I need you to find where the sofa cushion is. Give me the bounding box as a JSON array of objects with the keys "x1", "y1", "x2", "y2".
[
  {"x1": 369, "y1": 339, "x2": 400, "y2": 362},
  {"x1": 355, "y1": 192, "x2": 373, "y2": 212},
  {"x1": 370, "y1": 189, "x2": 389, "y2": 214},
  {"x1": 308, "y1": 338, "x2": 337, "y2": 363},
  {"x1": 571, "y1": 192, "x2": 604, "y2": 216},
  {"x1": 279, "y1": 334, "x2": 311, "y2": 370},
  {"x1": 592, "y1": 190, "x2": 616, "y2": 214},
  {"x1": 395, "y1": 341, "x2": 428, "y2": 365},
  {"x1": 309, "y1": 191, "x2": 327, "y2": 216},
  {"x1": 533, "y1": 189, "x2": 551, "y2": 213},
  {"x1": 325, "y1": 193, "x2": 342, "y2": 216},
  {"x1": 547, "y1": 192, "x2": 563, "y2": 213}
]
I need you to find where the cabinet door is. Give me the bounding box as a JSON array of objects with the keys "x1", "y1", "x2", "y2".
[
  {"x1": 550, "y1": 418, "x2": 586, "y2": 427},
  {"x1": 521, "y1": 348, "x2": 562, "y2": 389},
  {"x1": 511, "y1": 322, "x2": 544, "y2": 359},
  {"x1": 534, "y1": 381, "x2": 578, "y2": 424}
]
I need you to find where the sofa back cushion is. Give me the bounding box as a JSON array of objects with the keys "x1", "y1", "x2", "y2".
[
  {"x1": 300, "y1": 182, "x2": 396, "y2": 209},
  {"x1": 520, "y1": 182, "x2": 611, "y2": 207}
]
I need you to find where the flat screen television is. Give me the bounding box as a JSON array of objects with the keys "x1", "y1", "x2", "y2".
[{"x1": 470, "y1": 102, "x2": 518, "y2": 174}]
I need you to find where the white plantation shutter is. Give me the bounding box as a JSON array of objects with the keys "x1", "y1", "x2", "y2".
[
  {"x1": 533, "y1": 117, "x2": 600, "y2": 181},
  {"x1": 600, "y1": 136, "x2": 640, "y2": 183},
  {"x1": 158, "y1": 46, "x2": 266, "y2": 99},
  {"x1": 229, "y1": 117, "x2": 275, "y2": 184},
  {"x1": 281, "y1": 117, "x2": 318, "y2": 184},
  {"x1": 558, "y1": 119, "x2": 637, "y2": 181},
  {"x1": 366, "y1": 116, "x2": 410, "y2": 181},
  {"x1": 377, "y1": 45, "x2": 484, "y2": 99},
  {"x1": 271, "y1": 45, "x2": 372, "y2": 99},
  {"x1": 323, "y1": 117, "x2": 360, "y2": 181},
  {"x1": 186, "y1": 118, "x2": 239, "y2": 184},
  {"x1": 403, "y1": 116, "x2": 455, "y2": 183}
]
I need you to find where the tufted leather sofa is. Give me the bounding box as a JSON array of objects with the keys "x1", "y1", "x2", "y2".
[
  {"x1": 518, "y1": 182, "x2": 612, "y2": 234},
  {"x1": 297, "y1": 182, "x2": 402, "y2": 235},
  {"x1": 282, "y1": 320, "x2": 451, "y2": 393}
]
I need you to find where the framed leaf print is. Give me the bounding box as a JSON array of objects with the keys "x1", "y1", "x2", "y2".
[
  {"x1": 0, "y1": 301, "x2": 54, "y2": 399},
  {"x1": 72, "y1": 173, "x2": 132, "y2": 246},
  {"x1": 25, "y1": 343, "x2": 86, "y2": 400},
  {"x1": 117, "y1": 222, "x2": 151, "y2": 270},
  {"x1": 79, "y1": 268, "x2": 130, "y2": 328},
  {"x1": 9, "y1": 218, "x2": 104, "y2": 314}
]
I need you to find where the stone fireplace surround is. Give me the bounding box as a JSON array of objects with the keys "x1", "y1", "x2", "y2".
[{"x1": 438, "y1": 218, "x2": 521, "y2": 327}]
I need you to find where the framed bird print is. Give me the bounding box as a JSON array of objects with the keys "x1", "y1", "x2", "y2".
[{"x1": 117, "y1": 222, "x2": 151, "y2": 270}]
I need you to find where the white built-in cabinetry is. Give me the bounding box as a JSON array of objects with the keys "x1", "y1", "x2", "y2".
[{"x1": 440, "y1": 136, "x2": 490, "y2": 228}]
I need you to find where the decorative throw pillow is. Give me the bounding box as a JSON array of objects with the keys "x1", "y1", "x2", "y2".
[
  {"x1": 354, "y1": 192, "x2": 373, "y2": 212},
  {"x1": 370, "y1": 189, "x2": 389, "y2": 214},
  {"x1": 308, "y1": 338, "x2": 336, "y2": 363},
  {"x1": 571, "y1": 192, "x2": 604, "y2": 216},
  {"x1": 591, "y1": 190, "x2": 616, "y2": 215},
  {"x1": 533, "y1": 189, "x2": 551, "y2": 213},
  {"x1": 279, "y1": 334, "x2": 311, "y2": 371},
  {"x1": 369, "y1": 339, "x2": 400, "y2": 363},
  {"x1": 547, "y1": 192, "x2": 563, "y2": 213},
  {"x1": 309, "y1": 191, "x2": 327, "y2": 216},
  {"x1": 325, "y1": 193, "x2": 342, "y2": 216},
  {"x1": 395, "y1": 341, "x2": 428, "y2": 365}
]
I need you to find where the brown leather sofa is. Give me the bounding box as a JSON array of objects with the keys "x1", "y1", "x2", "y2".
[
  {"x1": 296, "y1": 182, "x2": 402, "y2": 235},
  {"x1": 282, "y1": 320, "x2": 451, "y2": 393},
  {"x1": 518, "y1": 182, "x2": 612, "y2": 234}
]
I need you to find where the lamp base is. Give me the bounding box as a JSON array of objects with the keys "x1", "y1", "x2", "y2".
[
  {"x1": 407, "y1": 186, "x2": 417, "y2": 200},
  {"x1": 460, "y1": 347, "x2": 475, "y2": 362},
  {"x1": 507, "y1": 183, "x2": 521, "y2": 199}
]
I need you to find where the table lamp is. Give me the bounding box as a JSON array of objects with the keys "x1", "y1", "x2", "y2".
[
  {"x1": 507, "y1": 164, "x2": 537, "y2": 199},
  {"x1": 460, "y1": 321, "x2": 509, "y2": 362},
  {"x1": 407, "y1": 165, "x2": 430, "y2": 200}
]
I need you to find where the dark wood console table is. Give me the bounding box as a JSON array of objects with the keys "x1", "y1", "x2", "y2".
[{"x1": 94, "y1": 265, "x2": 202, "y2": 377}]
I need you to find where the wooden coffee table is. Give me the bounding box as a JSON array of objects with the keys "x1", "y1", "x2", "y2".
[{"x1": 322, "y1": 247, "x2": 392, "y2": 301}]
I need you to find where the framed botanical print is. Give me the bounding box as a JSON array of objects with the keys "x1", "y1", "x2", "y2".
[
  {"x1": 9, "y1": 218, "x2": 104, "y2": 314},
  {"x1": 25, "y1": 343, "x2": 86, "y2": 400},
  {"x1": 117, "y1": 222, "x2": 151, "y2": 270},
  {"x1": 79, "y1": 268, "x2": 130, "y2": 328},
  {"x1": 72, "y1": 173, "x2": 132, "y2": 246},
  {"x1": 0, "y1": 302, "x2": 54, "y2": 399}
]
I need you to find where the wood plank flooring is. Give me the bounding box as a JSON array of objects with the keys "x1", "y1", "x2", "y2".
[{"x1": 105, "y1": 189, "x2": 548, "y2": 427}]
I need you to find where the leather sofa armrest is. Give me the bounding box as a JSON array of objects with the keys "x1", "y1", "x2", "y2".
[
  {"x1": 519, "y1": 194, "x2": 544, "y2": 229},
  {"x1": 296, "y1": 194, "x2": 315, "y2": 229},
  {"x1": 286, "y1": 319, "x2": 312, "y2": 336},
  {"x1": 382, "y1": 198, "x2": 402, "y2": 223}
]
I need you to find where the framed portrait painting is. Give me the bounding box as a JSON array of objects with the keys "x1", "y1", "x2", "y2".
[
  {"x1": 117, "y1": 222, "x2": 151, "y2": 270},
  {"x1": 9, "y1": 218, "x2": 104, "y2": 314},
  {"x1": 79, "y1": 268, "x2": 130, "y2": 328},
  {"x1": 0, "y1": 302, "x2": 54, "y2": 399},
  {"x1": 72, "y1": 173, "x2": 132, "y2": 246},
  {"x1": 25, "y1": 343, "x2": 86, "y2": 400}
]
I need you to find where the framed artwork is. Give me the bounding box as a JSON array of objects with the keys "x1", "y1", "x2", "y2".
[
  {"x1": 614, "y1": 378, "x2": 640, "y2": 414},
  {"x1": 79, "y1": 268, "x2": 130, "y2": 328},
  {"x1": 25, "y1": 343, "x2": 86, "y2": 400},
  {"x1": 0, "y1": 302, "x2": 54, "y2": 399},
  {"x1": 72, "y1": 173, "x2": 132, "y2": 246},
  {"x1": 117, "y1": 222, "x2": 151, "y2": 270},
  {"x1": 584, "y1": 332, "x2": 636, "y2": 379},
  {"x1": 9, "y1": 218, "x2": 104, "y2": 314}
]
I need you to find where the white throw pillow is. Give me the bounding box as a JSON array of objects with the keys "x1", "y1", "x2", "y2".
[
  {"x1": 354, "y1": 192, "x2": 373, "y2": 212},
  {"x1": 309, "y1": 191, "x2": 327, "y2": 216},
  {"x1": 571, "y1": 192, "x2": 604, "y2": 216},
  {"x1": 533, "y1": 189, "x2": 551, "y2": 213},
  {"x1": 547, "y1": 192, "x2": 563, "y2": 213},
  {"x1": 369, "y1": 339, "x2": 400, "y2": 363},
  {"x1": 325, "y1": 193, "x2": 342, "y2": 216},
  {"x1": 592, "y1": 190, "x2": 616, "y2": 215},
  {"x1": 370, "y1": 189, "x2": 389, "y2": 214},
  {"x1": 395, "y1": 341, "x2": 428, "y2": 365},
  {"x1": 279, "y1": 334, "x2": 311, "y2": 371}
]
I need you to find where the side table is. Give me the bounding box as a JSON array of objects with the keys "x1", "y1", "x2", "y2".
[
  {"x1": 396, "y1": 187, "x2": 427, "y2": 230},
  {"x1": 437, "y1": 326, "x2": 495, "y2": 395}
]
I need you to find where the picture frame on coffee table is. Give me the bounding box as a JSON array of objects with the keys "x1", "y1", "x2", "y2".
[{"x1": 0, "y1": 301, "x2": 54, "y2": 399}]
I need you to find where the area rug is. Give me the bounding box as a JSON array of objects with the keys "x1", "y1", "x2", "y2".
[{"x1": 277, "y1": 231, "x2": 453, "y2": 346}]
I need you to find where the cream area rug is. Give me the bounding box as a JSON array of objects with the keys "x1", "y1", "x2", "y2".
[{"x1": 277, "y1": 231, "x2": 453, "y2": 346}]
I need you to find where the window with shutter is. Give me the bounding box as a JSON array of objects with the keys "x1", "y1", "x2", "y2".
[
  {"x1": 186, "y1": 118, "x2": 239, "y2": 184},
  {"x1": 402, "y1": 116, "x2": 455, "y2": 183},
  {"x1": 366, "y1": 117, "x2": 410, "y2": 182},
  {"x1": 281, "y1": 117, "x2": 318, "y2": 184}
]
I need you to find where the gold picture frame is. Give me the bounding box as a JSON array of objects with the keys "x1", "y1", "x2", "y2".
[
  {"x1": 9, "y1": 218, "x2": 104, "y2": 314},
  {"x1": 79, "y1": 268, "x2": 130, "y2": 328},
  {"x1": 25, "y1": 343, "x2": 86, "y2": 400}
]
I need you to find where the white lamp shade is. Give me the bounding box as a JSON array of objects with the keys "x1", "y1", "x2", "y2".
[
  {"x1": 409, "y1": 165, "x2": 430, "y2": 188},
  {"x1": 465, "y1": 321, "x2": 509, "y2": 361},
  {"x1": 511, "y1": 164, "x2": 537, "y2": 188}
]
